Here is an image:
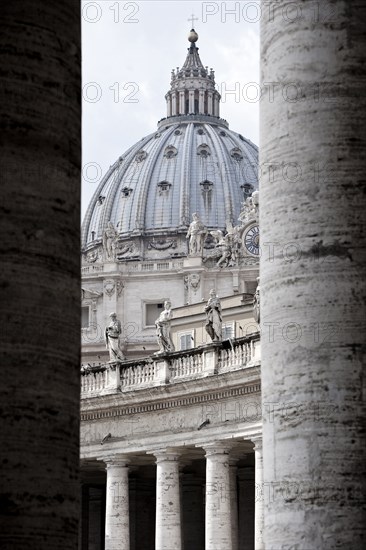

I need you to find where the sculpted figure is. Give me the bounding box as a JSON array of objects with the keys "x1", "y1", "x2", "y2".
[
  {"x1": 204, "y1": 289, "x2": 222, "y2": 341},
  {"x1": 155, "y1": 301, "x2": 175, "y2": 354},
  {"x1": 186, "y1": 213, "x2": 206, "y2": 255},
  {"x1": 239, "y1": 194, "x2": 259, "y2": 225},
  {"x1": 105, "y1": 312, "x2": 125, "y2": 362},
  {"x1": 103, "y1": 221, "x2": 118, "y2": 260},
  {"x1": 253, "y1": 278, "x2": 260, "y2": 326},
  {"x1": 210, "y1": 228, "x2": 241, "y2": 268}
]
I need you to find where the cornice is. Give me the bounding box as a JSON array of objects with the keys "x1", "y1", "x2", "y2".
[{"x1": 81, "y1": 380, "x2": 261, "y2": 422}]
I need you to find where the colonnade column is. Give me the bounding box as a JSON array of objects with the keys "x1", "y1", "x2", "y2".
[
  {"x1": 253, "y1": 439, "x2": 264, "y2": 550},
  {"x1": 229, "y1": 458, "x2": 239, "y2": 550},
  {"x1": 154, "y1": 449, "x2": 182, "y2": 550},
  {"x1": 204, "y1": 443, "x2": 233, "y2": 550},
  {"x1": 104, "y1": 457, "x2": 130, "y2": 550}
]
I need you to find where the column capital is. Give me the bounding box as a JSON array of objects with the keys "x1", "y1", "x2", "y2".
[
  {"x1": 251, "y1": 436, "x2": 263, "y2": 452},
  {"x1": 99, "y1": 454, "x2": 130, "y2": 468},
  {"x1": 149, "y1": 447, "x2": 182, "y2": 464},
  {"x1": 203, "y1": 441, "x2": 233, "y2": 458}
]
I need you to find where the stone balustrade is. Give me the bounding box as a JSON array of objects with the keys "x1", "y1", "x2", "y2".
[
  {"x1": 81, "y1": 259, "x2": 184, "y2": 276},
  {"x1": 81, "y1": 334, "x2": 260, "y2": 398}
]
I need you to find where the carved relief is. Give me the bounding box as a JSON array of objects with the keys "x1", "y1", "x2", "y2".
[
  {"x1": 85, "y1": 247, "x2": 102, "y2": 263},
  {"x1": 184, "y1": 274, "x2": 201, "y2": 291},
  {"x1": 147, "y1": 239, "x2": 177, "y2": 250},
  {"x1": 103, "y1": 279, "x2": 116, "y2": 297},
  {"x1": 116, "y1": 241, "x2": 137, "y2": 256}
]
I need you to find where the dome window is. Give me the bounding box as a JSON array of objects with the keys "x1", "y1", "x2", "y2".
[
  {"x1": 121, "y1": 187, "x2": 133, "y2": 198},
  {"x1": 135, "y1": 150, "x2": 147, "y2": 163},
  {"x1": 164, "y1": 146, "x2": 178, "y2": 159},
  {"x1": 197, "y1": 144, "x2": 211, "y2": 158},
  {"x1": 241, "y1": 183, "x2": 254, "y2": 199},
  {"x1": 154, "y1": 133, "x2": 161, "y2": 139},
  {"x1": 197, "y1": 128, "x2": 205, "y2": 135},
  {"x1": 174, "y1": 129, "x2": 182, "y2": 136},
  {"x1": 97, "y1": 195, "x2": 105, "y2": 205},
  {"x1": 220, "y1": 130, "x2": 227, "y2": 137},
  {"x1": 231, "y1": 147, "x2": 243, "y2": 161},
  {"x1": 200, "y1": 180, "x2": 213, "y2": 192},
  {"x1": 157, "y1": 181, "x2": 172, "y2": 195}
]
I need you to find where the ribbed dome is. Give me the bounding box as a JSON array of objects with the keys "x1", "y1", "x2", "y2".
[{"x1": 82, "y1": 31, "x2": 258, "y2": 253}]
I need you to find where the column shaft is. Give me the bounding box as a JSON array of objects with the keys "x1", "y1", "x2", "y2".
[
  {"x1": 105, "y1": 459, "x2": 130, "y2": 550},
  {"x1": 254, "y1": 442, "x2": 264, "y2": 550},
  {"x1": 260, "y1": 1, "x2": 366, "y2": 548},
  {"x1": 205, "y1": 445, "x2": 232, "y2": 550},
  {"x1": 155, "y1": 451, "x2": 182, "y2": 550},
  {"x1": 229, "y1": 461, "x2": 239, "y2": 550}
]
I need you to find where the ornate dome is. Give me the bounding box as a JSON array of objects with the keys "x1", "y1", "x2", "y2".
[{"x1": 82, "y1": 30, "x2": 258, "y2": 255}]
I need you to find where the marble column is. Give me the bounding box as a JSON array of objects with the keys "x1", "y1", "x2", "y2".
[
  {"x1": 253, "y1": 439, "x2": 264, "y2": 550},
  {"x1": 229, "y1": 459, "x2": 239, "y2": 550},
  {"x1": 0, "y1": 3, "x2": 81, "y2": 549},
  {"x1": 104, "y1": 457, "x2": 130, "y2": 550},
  {"x1": 204, "y1": 443, "x2": 233, "y2": 550},
  {"x1": 154, "y1": 450, "x2": 182, "y2": 550},
  {"x1": 260, "y1": 2, "x2": 365, "y2": 548}
]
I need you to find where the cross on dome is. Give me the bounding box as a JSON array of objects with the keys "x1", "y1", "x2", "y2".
[{"x1": 188, "y1": 14, "x2": 198, "y2": 28}]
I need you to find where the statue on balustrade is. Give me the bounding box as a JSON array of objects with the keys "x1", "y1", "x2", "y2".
[
  {"x1": 105, "y1": 312, "x2": 125, "y2": 362},
  {"x1": 155, "y1": 300, "x2": 175, "y2": 354},
  {"x1": 204, "y1": 289, "x2": 222, "y2": 342},
  {"x1": 103, "y1": 221, "x2": 118, "y2": 261},
  {"x1": 186, "y1": 212, "x2": 207, "y2": 256}
]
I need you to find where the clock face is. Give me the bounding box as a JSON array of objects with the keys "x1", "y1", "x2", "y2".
[{"x1": 243, "y1": 225, "x2": 259, "y2": 256}]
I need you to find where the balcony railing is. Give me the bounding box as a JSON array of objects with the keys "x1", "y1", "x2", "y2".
[{"x1": 81, "y1": 333, "x2": 260, "y2": 398}]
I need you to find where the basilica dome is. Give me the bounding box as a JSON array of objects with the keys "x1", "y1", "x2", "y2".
[{"x1": 82, "y1": 30, "x2": 258, "y2": 255}]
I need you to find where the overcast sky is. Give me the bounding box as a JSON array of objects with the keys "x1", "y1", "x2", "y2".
[{"x1": 82, "y1": 0, "x2": 260, "y2": 217}]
